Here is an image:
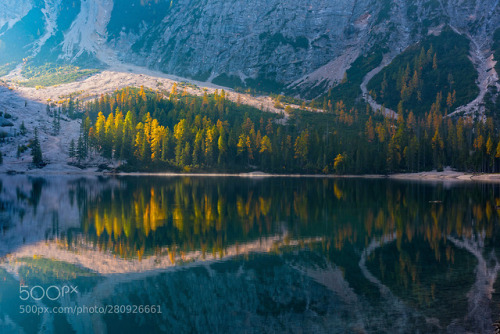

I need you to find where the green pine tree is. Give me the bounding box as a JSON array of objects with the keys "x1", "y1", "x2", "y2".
[
  {"x1": 31, "y1": 128, "x2": 43, "y2": 166},
  {"x1": 69, "y1": 139, "x2": 76, "y2": 158},
  {"x1": 20, "y1": 121, "x2": 27, "y2": 135},
  {"x1": 77, "y1": 135, "x2": 86, "y2": 161}
]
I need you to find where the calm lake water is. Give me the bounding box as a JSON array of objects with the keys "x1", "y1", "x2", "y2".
[{"x1": 0, "y1": 175, "x2": 499, "y2": 333}]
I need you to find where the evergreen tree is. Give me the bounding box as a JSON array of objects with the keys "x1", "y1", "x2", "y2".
[
  {"x1": 77, "y1": 135, "x2": 86, "y2": 161},
  {"x1": 31, "y1": 128, "x2": 43, "y2": 166},
  {"x1": 20, "y1": 121, "x2": 27, "y2": 135},
  {"x1": 181, "y1": 142, "x2": 191, "y2": 166},
  {"x1": 95, "y1": 112, "x2": 106, "y2": 152},
  {"x1": 217, "y1": 127, "x2": 227, "y2": 165},
  {"x1": 69, "y1": 139, "x2": 76, "y2": 158},
  {"x1": 103, "y1": 112, "x2": 115, "y2": 159}
]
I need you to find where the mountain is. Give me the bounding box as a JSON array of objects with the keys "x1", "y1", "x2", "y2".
[{"x1": 0, "y1": 0, "x2": 499, "y2": 101}]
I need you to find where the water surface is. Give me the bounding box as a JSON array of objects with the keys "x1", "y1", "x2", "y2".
[{"x1": 0, "y1": 176, "x2": 499, "y2": 333}]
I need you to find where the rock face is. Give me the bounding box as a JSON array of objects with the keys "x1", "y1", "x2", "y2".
[
  {"x1": 0, "y1": 0, "x2": 499, "y2": 94},
  {"x1": 113, "y1": 0, "x2": 374, "y2": 84},
  {"x1": 0, "y1": 0, "x2": 32, "y2": 30}
]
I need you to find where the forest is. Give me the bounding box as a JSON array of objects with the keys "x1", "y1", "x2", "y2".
[
  {"x1": 367, "y1": 28, "x2": 478, "y2": 115},
  {"x1": 61, "y1": 83, "x2": 500, "y2": 174}
]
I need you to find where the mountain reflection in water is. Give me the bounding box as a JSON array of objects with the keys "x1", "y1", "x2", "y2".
[{"x1": 0, "y1": 175, "x2": 499, "y2": 333}]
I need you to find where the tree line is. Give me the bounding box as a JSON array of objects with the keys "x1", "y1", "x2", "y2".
[{"x1": 72, "y1": 85, "x2": 500, "y2": 174}]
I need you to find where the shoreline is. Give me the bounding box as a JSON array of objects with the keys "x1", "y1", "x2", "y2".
[{"x1": 3, "y1": 168, "x2": 500, "y2": 182}]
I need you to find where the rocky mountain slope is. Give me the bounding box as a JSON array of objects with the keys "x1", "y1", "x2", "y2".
[{"x1": 0, "y1": 0, "x2": 499, "y2": 99}]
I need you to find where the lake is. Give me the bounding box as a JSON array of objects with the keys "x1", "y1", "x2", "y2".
[{"x1": 0, "y1": 175, "x2": 499, "y2": 333}]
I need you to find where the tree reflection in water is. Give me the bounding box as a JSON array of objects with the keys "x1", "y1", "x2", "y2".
[
  {"x1": 71, "y1": 177, "x2": 499, "y2": 261},
  {"x1": 0, "y1": 176, "x2": 499, "y2": 332}
]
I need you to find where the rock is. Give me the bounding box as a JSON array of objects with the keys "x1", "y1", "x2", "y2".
[{"x1": 0, "y1": 0, "x2": 499, "y2": 97}]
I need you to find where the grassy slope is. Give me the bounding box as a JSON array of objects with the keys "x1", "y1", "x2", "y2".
[{"x1": 19, "y1": 63, "x2": 98, "y2": 87}]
